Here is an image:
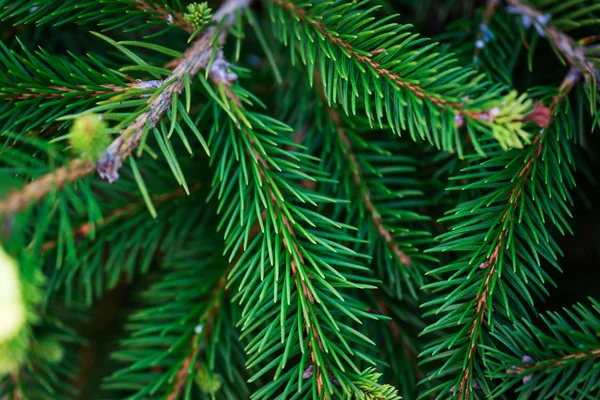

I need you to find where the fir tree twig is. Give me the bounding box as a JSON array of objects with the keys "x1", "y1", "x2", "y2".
[
  {"x1": 218, "y1": 80, "x2": 333, "y2": 396},
  {"x1": 133, "y1": 0, "x2": 193, "y2": 33},
  {"x1": 39, "y1": 185, "x2": 196, "y2": 252},
  {"x1": 486, "y1": 298, "x2": 600, "y2": 398},
  {"x1": 506, "y1": 0, "x2": 598, "y2": 82},
  {"x1": 314, "y1": 77, "x2": 412, "y2": 268},
  {"x1": 165, "y1": 276, "x2": 226, "y2": 400},
  {"x1": 0, "y1": 0, "x2": 251, "y2": 216},
  {"x1": 0, "y1": 80, "x2": 163, "y2": 102},
  {"x1": 269, "y1": 0, "x2": 537, "y2": 127},
  {"x1": 11, "y1": 374, "x2": 22, "y2": 400},
  {"x1": 166, "y1": 220, "x2": 261, "y2": 399},
  {"x1": 508, "y1": 349, "x2": 600, "y2": 376},
  {"x1": 456, "y1": 66, "x2": 580, "y2": 397}
]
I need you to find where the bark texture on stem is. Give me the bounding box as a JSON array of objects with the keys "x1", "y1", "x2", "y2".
[
  {"x1": 0, "y1": 0, "x2": 250, "y2": 216},
  {"x1": 506, "y1": 0, "x2": 598, "y2": 84}
]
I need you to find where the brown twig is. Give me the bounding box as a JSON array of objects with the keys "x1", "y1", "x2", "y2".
[
  {"x1": 165, "y1": 220, "x2": 262, "y2": 400},
  {"x1": 11, "y1": 374, "x2": 22, "y2": 400},
  {"x1": 97, "y1": 0, "x2": 249, "y2": 182},
  {"x1": 509, "y1": 348, "x2": 600, "y2": 375},
  {"x1": 211, "y1": 72, "x2": 332, "y2": 396},
  {"x1": 165, "y1": 284, "x2": 222, "y2": 400},
  {"x1": 313, "y1": 77, "x2": 412, "y2": 267},
  {"x1": 0, "y1": 80, "x2": 163, "y2": 102},
  {"x1": 133, "y1": 0, "x2": 193, "y2": 33},
  {"x1": 506, "y1": 0, "x2": 598, "y2": 83},
  {"x1": 457, "y1": 67, "x2": 580, "y2": 398},
  {"x1": 0, "y1": 0, "x2": 250, "y2": 217},
  {"x1": 0, "y1": 159, "x2": 96, "y2": 216},
  {"x1": 40, "y1": 185, "x2": 194, "y2": 252},
  {"x1": 270, "y1": 0, "x2": 543, "y2": 127}
]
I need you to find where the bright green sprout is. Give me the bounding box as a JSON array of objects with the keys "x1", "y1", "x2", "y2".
[
  {"x1": 33, "y1": 338, "x2": 65, "y2": 364},
  {"x1": 354, "y1": 368, "x2": 402, "y2": 400},
  {"x1": 195, "y1": 364, "x2": 223, "y2": 397},
  {"x1": 68, "y1": 113, "x2": 110, "y2": 162},
  {"x1": 183, "y1": 2, "x2": 213, "y2": 31}
]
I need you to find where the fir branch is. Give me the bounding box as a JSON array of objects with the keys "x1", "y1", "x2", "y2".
[
  {"x1": 132, "y1": 0, "x2": 193, "y2": 33},
  {"x1": 508, "y1": 349, "x2": 600, "y2": 375},
  {"x1": 103, "y1": 227, "x2": 243, "y2": 399},
  {"x1": 272, "y1": 0, "x2": 487, "y2": 123},
  {"x1": 266, "y1": 0, "x2": 543, "y2": 153},
  {"x1": 487, "y1": 298, "x2": 600, "y2": 398},
  {"x1": 0, "y1": 0, "x2": 250, "y2": 216},
  {"x1": 0, "y1": 0, "x2": 191, "y2": 33},
  {"x1": 0, "y1": 159, "x2": 96, "y2": 216},
  {"x1": 39, "y1": 185, "x2": 194, "y2": 252},
  {"x1": 425, "y1": 67, "x2": 580, "y2": 399},
  {"x1": 457, "y1": 67, "x2": 579, "y2": 397},
  {"x1": 506, "y1": 0, "x2": 598, "y2": 83},
  {"x1": 97, "y1": 0, "x2": 249, "y2": 182},
  {"x1": 0, "y1": 80, "x2": 163, "y2": 102},
  {"x1": 207, "y1": 64, "x2": 399, "y2": 398},
  {"x1": 165, "y1": 275, "x2": 228, "y2": 400},
  {"x1": 315, "y1": 79, "x2": 412, "y2": 268},
  {"x1": 283, "y1": 69, "x2": 434, "y2": 298},
  {"x1": 165, "y1": 220, "x2": 261, "y2": 399},
  {"x1": 216, "y1": 79, "x2": 334, "y2": 396}
]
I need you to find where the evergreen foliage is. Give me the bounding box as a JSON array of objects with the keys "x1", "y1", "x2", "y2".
[{"x1": 0, "y1": 0, "x2": 599, "y2": 399}]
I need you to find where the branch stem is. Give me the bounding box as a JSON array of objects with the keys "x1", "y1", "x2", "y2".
[
  {"x1": 133, "y1": 0, "x2": 193, "y2": 33},
  {"x1": 165, "y1": 220, "x2": 262, "y2": 399},
  {"x1": 314, "y1": 77, "x2": 412, "y2": 267},
  {"x1": 214, "y1": 77, "x2": 332, "y2": 397},
  {"x1": 457, "y1": 67, "x2": 580, "y2": 398},
  {"x1": 506, "y1": 0, "x2": 597, "y2": 82},
  {"x1": 511, "y1": 348, "x2": 600, "y2": 375},
  {"x1": 0, "y1": 0, "x2": 250, "y2": 216}
]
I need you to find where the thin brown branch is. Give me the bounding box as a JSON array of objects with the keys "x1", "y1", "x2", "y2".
[
  {"x1": 165, "y1": 220, "x2": 262, "y2": 400},
  {"x1": 11, "y1": 374, "x2": 22, "y2": 400},
  {"x1": 314, "y1": 77, "x2": 412, "y2": 267},
  {"x1": 166, "y1": 353, "x2": 194, "y2": 400},
  {"x1": 1, "y1": 84, "x2": 124, "y2": 102},
  {"x1": 133, "y1": 0, "x2": 193, "y2": 33},
  {"x1": 270, "y1": 0, "x2": 536, "y2": 126},
  {"x1": 457, "y1": 67, "x2": 580, "y2": 398},
  {"x1": 213, "y1": 74, "x2": 332, "y2": 396},
  {"x1": 40, "y1": 185, "x2": 195, "y2": 252},
  {"x1": 165, "y1": 276, "x2": 227, "y2": 400},
  {"x1": 0, "y1": 0, "x2": 250, "y2": 217},
  {"x1": 96, "y1": 0, "x2": 249, "y2": 182},
  {"x1": 506, "y1": 0, "x2": 597, "y2": 83},
  {"x1": 0, "y1": 159, "x2": 96, "y2": 216},
  {"x1": 509, "y1": 348, "x2": 600, "y2": 376},
  {"x1": 0, "y1": 80, "x2": 163, "y2": 102},
  {"x1": 375, "y1": 295, "x2": 423, "y2": 382}
]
